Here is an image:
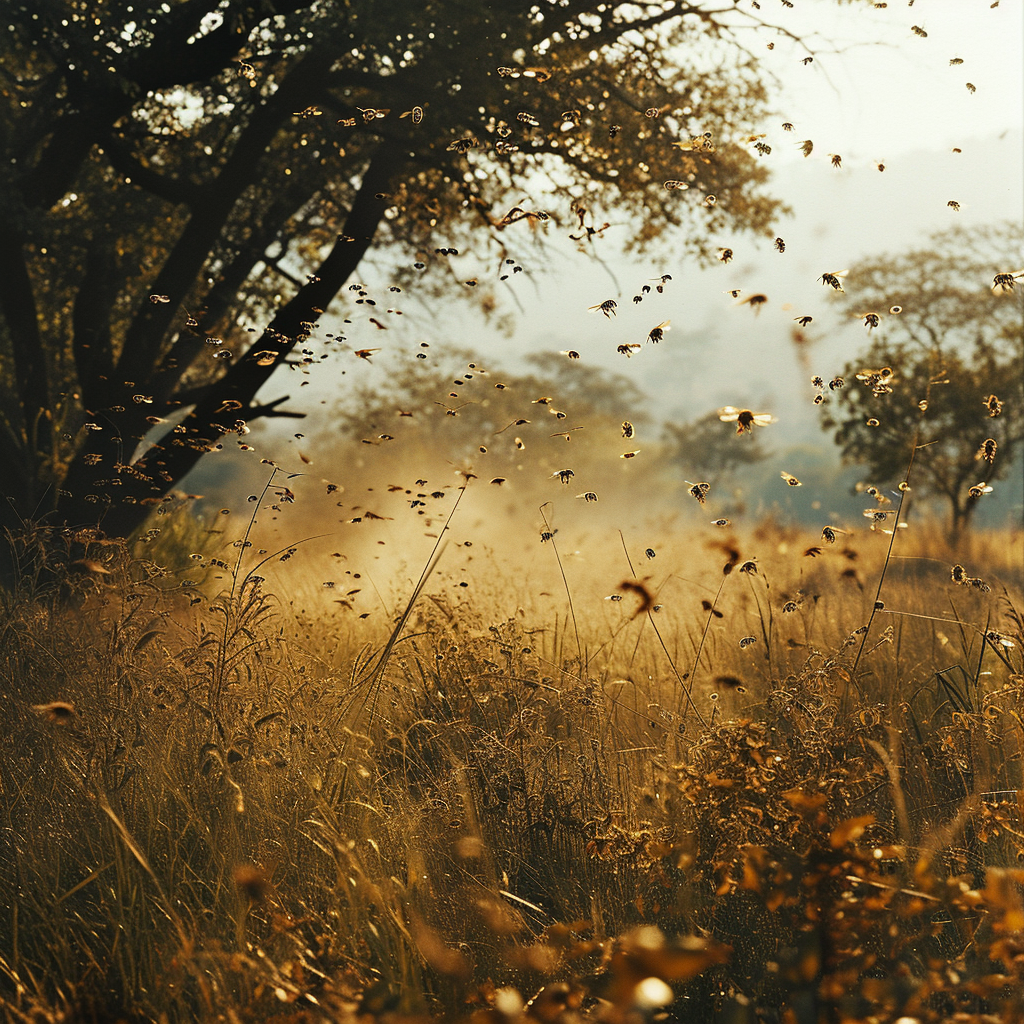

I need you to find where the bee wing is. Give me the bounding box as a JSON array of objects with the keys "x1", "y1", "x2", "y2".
[
  {"x1": 752, "y1": 414, "x2": 776, "y2": 427},
  {"x1": 718, "y1": 407, "x2": 741, "y2": 421}
]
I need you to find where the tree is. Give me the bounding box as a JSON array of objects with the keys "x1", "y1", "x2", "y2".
[
  {"x1": 822, "y1": 224, "x2": 1024, "y2": 540},
  {"x1": 664, "y1": 410, "x2": 769, "y2": 483},
  {"x1": 1, "y1": 0, "x2": 838, "y2": 581}
]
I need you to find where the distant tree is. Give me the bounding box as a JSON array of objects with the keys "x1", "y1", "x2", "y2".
[
  {"x1": 0, "y1": 0, "x2": 832, "y2": 582},
  {"x1": 664, "y1": 410, "x2": 769, "y2": 483},
  {"x1": 822, "y1": 224, "x2": 1024, "y2": 540}
]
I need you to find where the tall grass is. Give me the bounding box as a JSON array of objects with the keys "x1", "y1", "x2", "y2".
[{"x1": 1, "y1": 514, "x2": 1022, "y2": 1023}]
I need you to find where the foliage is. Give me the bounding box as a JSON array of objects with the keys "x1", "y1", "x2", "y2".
[
  {"x1": 664, "y1": 410, "x2": 770, "y2": 482},
  {"x1": 822, "y1": 224, "x2": 1024, "y2": 538},
  {"x1": 1, "y1": 524, "x2": 1022, "y2": 1022},
  {"x1": 0, "y1": 0, "x2": 796, "y2": 557}
]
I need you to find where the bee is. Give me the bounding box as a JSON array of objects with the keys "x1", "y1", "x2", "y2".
[
  {"x1": 577, "y1": 491, "x2": 599, "y2": 502},
  {"x1": 983, "y1": 394, "x2": 1002, "y2": 417},
  {"x1": 718, "y1": 248, "x2": 734, "y2": 263},
  {"x1": 490, "y1": 478, "x2": 506, "y2": 486},
  {"x1": 622, "y1": 421, "x2": 635, "y2": 439},
  {"x1": 782, "y1": 122, "x2": 794, "y2": 131},
  {"x1": 968, "y1": 482, "x2": 993, "y2": 499},
  {"x1": 561, "y1": 350, "x2": 580, "y2": 360},
  {"x1": 949, "y1": 57, "x2": 964, "y2": 65},
  {"x1": 795, "y1": 315, "x2": 813, "y2": 327},
  {"x1": 648, "y1": 321, "x2": 670, "y2": 343},
  {"x1": 801, "y1": 56, "x2": 813, "y2": 65},
  {"x1": 966, "y1": 82, "x2": 976, "y2": 93},
  {"x1": 354, "y1": 348, "x2": 380, "y2": 360},
  {"x1": 617, "y1": 344, "x2": 641, "y2": 356},
  {"x1": 620, "y1": 450, "x2": 640, "y2": 459},
  {"x1": 819, "y1": 271, "x2": 846, "y2": 291},
  {"x1": 780, "y1": 471, "x2": 802, "y2": 486},
  {"x1": 399, "y1": 106, "x2": 424, "y2": 123},
  {"x1": 688, "y1": 481, "x2": 710, "y2": 504},
  {"x1": 828, "y1": 376, "x2": 845, "y2": 390},
  {"x1": 609, "y1": 125, "x2": 621, "y2": 138},
  {"x1": 532, "y1": 396, "x2": 553, "y2": 405},
  {"x1": 739, "y1": 636, "x2": 757, "y2": 648},
  {"x1": 149, "y1": 294, "x2": 170, "y2": 303},
  {"x1": 553, "y1": 469, "x2": 575, "y2": 484},
  {"x1": 644, "y1": 106, "x2": 663, "y2": 118},
  {"x1": 821, "y1": 526, "x2": 846, "y2": 544},
  {"x1": 947, "y1": 200, "x2": 960, "y2": 211},
  {"x1": 739, "y1": 293, "x2": 768, "y2": 311},
  {"x1": 589, "y1": 299, "x2": 617, "y2": 317},
  {"x1": 976, "y1": 438, "x2": 997, "y2": 462},
  {"x1": 811, "y1": 376, "x2": 824, "y2": 388},
  {"x1": 718, "y1": 407, "x2": 775, "y2": 434},
  {"x1": 889, "y1": 305, "x2": 903, "y2": 314},
  {"x1": 858, "y1": 312, "x2": 880, "y2": 329},
  {"x1": 664, "y1": 180, "x2": 688, "y2": 190},
  {"x1": 867, "y1": 418, "x2": 879, "y2": 427},
  {"x1": 829, "y1": 153, "x2": 842, "y2": 168},
  {"x1": 911, "y1": 25, "x2": 927, "y2": 37},
  {"x1": 446, "y1": 137, "x2": 478, "y2": 153},
  {"x1": 703, "y1": 195, "x2": 717, "y2": 207},
  {"x1": 357, "y1": 106, "x2": 389, "y2": 122},
  {"x1": 876, "y1": 161, "x2": 885, "y2": 172},
  {"x1": 711, "y1": 518, "x2": 731, "y2": 527},
  {"x1": 992, "y1": 271, "x2": 1023, "y2": 293},
  {"x1": 799, "y1": 139, "x2": 814, "y2": 157},
  {"x1": 774, "y1": 237, "x2": 785, "y2": 253}
]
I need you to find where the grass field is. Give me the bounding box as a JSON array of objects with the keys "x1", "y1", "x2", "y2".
[{"x1": 1, "y1": 507, "x2": 1022, "y2": 1024}]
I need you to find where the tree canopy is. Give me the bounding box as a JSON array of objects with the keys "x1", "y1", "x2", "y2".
[
  {"x1": 822, "y1": 224, "x2": 1024, "y2": 538},
  {"x1": 0, "y1": 0, "x2": 809, "y2": 567}
]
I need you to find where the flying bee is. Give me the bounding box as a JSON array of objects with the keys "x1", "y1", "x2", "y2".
[
  {"x1": 774, "y1": 237, "x2": 786, "y2": 253},
  {"x1": 620, "y1": 450, "x2": 640, "y2": 459},
  {"x1": 780, "y1": 471, "x2": 802, "y2": 486},
  {"x1": 561, "y1": 350, "x2": 581, "y2": 360},
  {"x1": 687, "y1": 481, "x2": 710, "y2": 504},
  {"x1": 976, "y1": 438, "x2": 997, "y2": 462},
  {"x1": 553, "y1": 469, "x2": 575, "y2": 484},
  {"x1": 447, "y1": 137, "x2": 477, "y2": 153},
  {"x1": 725, "y1": 289, "x2": 741, "y2": 298},
  {"x1": 858, "y1": 312, "x2": 880, "y2": 329},
  {"x1": 794, "y1": 315, "x2": 813, "y2": 326},
  {"x1": 703, "y1": 195, "x2": 717, "y2": 207},
  {"x1": 968, "y1": 482, "x2": 993, "y2": 498},
  {"x1": 867, "y1": 418, "x2": 879, "y2": 427},
  {"x1": 664, "y1": 180, "x2": 688, "y2": 191},
  {"x1": 648, "y1": 321, "x2": 670, "y2": 343},
  {"x1": 992, "y1": 271, "x2": 1023, "y2": 293},
  {"x1": 739, "y1": 293, "x2": 768, "y2": 311},
  {"x1": 911, "y1": 25, "x2": 927, "y2": 36},
  {"x1": 577, "y1": 491, "x2": 599, "y2": 502},
  {"x1": 948, "y1": 200, "x2": 960, "y2": 211},
  {"x1": 617, "y1": 344, "x2": 641, "y2": 356},
  {"x1": 799, "y1": 139, "x2": 813, "y2": 157},
  {"x1": 829, "y1": 153, "x2": 842, "y2": 168},
  {"x1": 966, "y1": 82, "x2": 976, "y2": 93},
  {"x1": 711, "y1": 518, "x2": 731, "y2": 527},
  {"x1": 949, "y1": 57, "x2": 964, "y2": 65},
  {"x1": 719, "y1": 407, "x2": 775, "y2": 434},
  {"x1": 609, "y1": 124, "x2": 621, "y2": 137},
  {"x1": 399, "y1": 105, "x2": 424, "y2": 123},
  {"x1": 782, "y1": 122, "x2": 794, "y2": 131},
  {"x1": 983, "y1": 394, "x2": 1003, "y2": 417},
  {"x1": 819, "y1": 271, "x2": 846, "y2": 291},
  {"x1": 876, "y1": 161, "x2": 885, "y2": 172},
  {"x1": 621, "y1": 421, "x2": 635, "y2": 439},
  {"x1": 718, "y1": 248, "x2": 734, "y2": 263},
  {"x1": 589, "y1": 299, "x2": 617, "y2": 317},
  {"x1": 821, "y1": 526, "x2": 847, "y2": 543}
]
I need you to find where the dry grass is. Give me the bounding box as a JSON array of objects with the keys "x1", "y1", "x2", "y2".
[{"x1": 0, "y1": 514, "x2": 1022, "y2": 1024}]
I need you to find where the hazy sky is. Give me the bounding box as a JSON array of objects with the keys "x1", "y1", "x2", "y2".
[{"x1": 761, "y1": 0, "x2": 1023, "y2": 162}]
